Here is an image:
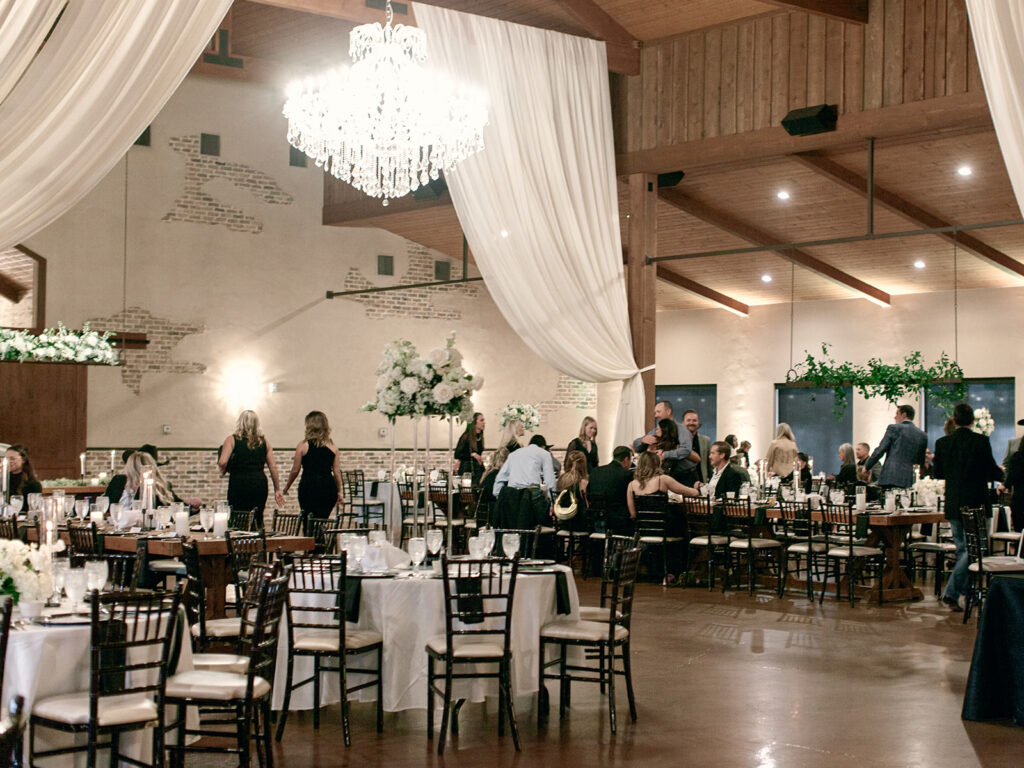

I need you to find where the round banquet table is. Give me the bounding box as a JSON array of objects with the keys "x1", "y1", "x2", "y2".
[
  {"x1": 1, "y1": 603, "x2": 196, "y2": 767},
  {"x1": 271, "y1": 564, "x2": 580, "y2": 713}
]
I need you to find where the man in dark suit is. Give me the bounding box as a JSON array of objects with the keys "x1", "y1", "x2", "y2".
[
  {"x1": 933, "y1": 403, "x2": 1004, "y2": 611},
  {"x1": 705, "y1": 441, "x2": 744, "y2": 499},
  {"x1": 682, "y1": 409, "x2": 711, "y2": 483},
  {"x1": 863, "y1": 404, "x2": 928, "y2": 488},
  {"x1": 587, "y1": 445, "x2": 634, "y2": 535}
]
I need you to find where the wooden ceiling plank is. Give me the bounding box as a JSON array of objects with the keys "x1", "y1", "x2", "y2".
[
  {"x1": 616, "y1": 91, "x2": 991, "y2": 175},
  {"x1": 322, "y1": 189, "x2": 454, "y2": 225},
  {"x1": 247, "y1": 0, "x2": 413, "y2": 25},
  {"x1": 659, "y1": 187, "x2": 891, "y2": 305},
  {"x1": 793, "y1": 153, "x2": 1024, "y2": 280},
  {"x1": 656, "y1": 266, "x2": 750, "y2": 315},
  {"x1": 553, "y1": 0, "x2": 636, "y2": 46},
  {"x1": 0, "y1": 270, "x2": 29, "y2": 303},
  {"x1": 760, "y1": 0, "x2": 868, "y2": 24}
]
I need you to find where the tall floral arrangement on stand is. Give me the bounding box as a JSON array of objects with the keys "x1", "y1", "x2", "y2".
[
  {"x1": 972, "y1": 407, "x2": 995, "y2": 437},
  {"x1": 498, "y1": 402, "x2": 540, "y2": 431}
]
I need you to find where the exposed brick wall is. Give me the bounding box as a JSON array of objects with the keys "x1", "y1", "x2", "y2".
[
  {"x1": 85, "y1": 307, "x2": 206, "y2": 394},
  {"x1": 161, "y1": 135, "x2": 293, "y2": 234},
  {"x1": 342, "y1": 242, "x2": 479, "y2": 320},
  {"x1": 538, "y1": 374, "x2": 598, "y2": 418}
]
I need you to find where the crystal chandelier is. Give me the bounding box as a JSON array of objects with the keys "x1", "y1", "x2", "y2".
[{"x1": 283, "y1": 0, "x2": 488, "y2": 205}]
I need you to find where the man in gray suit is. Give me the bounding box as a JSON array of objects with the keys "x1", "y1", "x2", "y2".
[
  {"x1": 682, "y1": 409, "x2": 712, "y2": 483},
  {"x1": 863, "y1": 404, "x2": 928, "y2": 488}
]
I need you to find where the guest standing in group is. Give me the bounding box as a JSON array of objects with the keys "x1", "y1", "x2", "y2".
[
  {"x1": 832, "y1": 443, "x2": 859, "y2": 487},
  {"x1": 3, "y1": 444, "x2": 42, "y2": 496},
  {"x1": 682, "y1": 410, "x2": 711, "y2": 483},
  {"x1": 499, "y1": 419, "x2": 525, "y2": 454},
  {"x1": 565, "y1": 416, "x2": 599, "y2": 470},
  {"x1": 634, "y1": 401, "x2": 698, "y2": 483},
  {"x1": 648, "y1": 418, "x2": 684, "y2": 480},
  {"x1": 933, "y1": 403, "x2": 1004, "y2": 611},
  {"x1": 283, "y1": 410, "x2": 343, "y2": 528},
  {"x1": 765, "y1": 423, "x2": 799, "y2": 482},
  {"x1": 1003, "y1": 440, "x2": 1024, "y2": 531},
  {"x1": 587, "y1": 446, "x2": 634, "y2": 535},
  {"x1": 554, "y1": 450, "x2": 590, "y2": 530},
  {"x1": 218, "y1": 410, "x2": 285, "y2": 514},
  {"x1": 493, "y1": 434, "x2": 557, "y2": 528},
  {"x1": 454, "y1": 412, "x2": 486, "y2": 486},
  {"x1": 863, "y1": 404, "x2": 928, "y2": 489}
]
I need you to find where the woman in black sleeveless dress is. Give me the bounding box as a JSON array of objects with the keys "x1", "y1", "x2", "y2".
[
  {"x1": 218, "y1": 410, "x2": 285, "y2": 515},
  {"x1": 283, "y1": 410, "x2": 342, "y2": 528},
  {"x1": 454, "y1": 412, "x2": 486, "y2": 486}
]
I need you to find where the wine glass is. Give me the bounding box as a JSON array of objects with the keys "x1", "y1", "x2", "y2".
[
  {"x1": 480, "y1": 527, "x2": 496, "y2": 557},
  {"x1": 74, "y1": 499, "x2": 89, "y2": 519},
  {"x1": 349, "y1": 535, "x2": 367, "y2": 571},
  {"x1": 501, "y1": 533, "x2": 520, "y2": 559},
  {"x1": 9, "y1": 496, "x2": 23, "y2": 516},
  {"x1": 64, "y1": 569, "x2": 88, "y2": 614},
  {"x1": 467, "y1": 536, "x2": 484, "y2": 559},
  {"x1": 199, "y1": 506, "x2": 214, "y2": 534},
  {"x1": 52, "y1": 559, "x2": 69, "y2": 600},
  {"x1": 85, "y1": 559, "x2": 109, "y2": 592},
  {"x1": 425, "y1": 529, "x2": 443, "y2": 557},
  {"x1": 408, "y1": 537, "x2": 426, "y2": 572},
  {"x1": 94, "y1": 496, "x2": 109, "y2": 515},
  {"x1": 27, "y1": 493, "x2": 42, "y2": 517}
]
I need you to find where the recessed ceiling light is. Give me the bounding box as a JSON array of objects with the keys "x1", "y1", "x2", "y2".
[
  {"x1": 761, "y1": 274, "x2": 772, "y2": 283},
  {"x1": 913, "y1": 260, "x2": 926, "y2": 269},
  {"x1": 957, "y1": 165, "x2": 973, "y2": 177},
  {"x1": 499, "y1": 229, "x2": 509, "y2": 238},
  {"x1": 776, "y1": 190, "x2": 790, "y2": 200}
]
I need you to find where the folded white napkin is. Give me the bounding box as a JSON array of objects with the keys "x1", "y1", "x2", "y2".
[
  {"x1": 118, "y1": 509, "x2": 143, "y2": 529},
  {"x1": 382, "y1": 541, "x2": 412, "y2": 569},
  {"x1": 807, "y1": 494, "x2": 823, "y2": 510},
  {"x1": 360, "y1": 546, "x2": 388, "y2": 572}
]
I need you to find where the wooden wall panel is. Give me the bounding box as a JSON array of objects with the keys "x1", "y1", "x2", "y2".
[
  {"x1": 618, "y1": 0, "x2": 981, "y2": 154},
  {"x1": 0, "y1": 362, "x2": 87, "y2": 478}
]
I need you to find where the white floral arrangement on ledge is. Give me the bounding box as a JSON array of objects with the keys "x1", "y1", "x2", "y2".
[
  {"x1": 972, "y1": 407, "x2": 995, "y2": 437},
  {"x1": 498, "y1": 401, "x2": 540, "y2": 431},
  {"x1": 0, "y1": 539, "x2": 64, "y2": 604},
  {"x1": 0, "y1": 323, "x2": 117, "y2": 365},
  {"x1": 363, "y1": 332, "x2": 481, "y2": 421}
]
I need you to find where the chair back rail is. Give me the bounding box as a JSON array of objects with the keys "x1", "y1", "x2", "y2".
[
  {"x1": 270, "y1": 511, "x2": 302, "y2": 537},
  {"x1": 489, "y1": 526, "x2": 541, "y2": 559},
  {"x1": 632, "y1": 493, "x2": 671, "y2": 540},
  {"x1": 439, "y1": 555, "x2": 519, "y2": 657}
]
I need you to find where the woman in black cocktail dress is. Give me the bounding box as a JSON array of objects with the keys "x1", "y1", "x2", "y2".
[
  {"x1": 218, "y1": 410, "x2": 284, "y2": 514},
  {"x1": 283, "y1": 410, "x2": 342, "y2": 527}
]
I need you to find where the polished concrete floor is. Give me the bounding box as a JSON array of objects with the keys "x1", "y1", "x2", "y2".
[{"x1": 250, "y1": 578, "x2": 1024, "y2": 768}]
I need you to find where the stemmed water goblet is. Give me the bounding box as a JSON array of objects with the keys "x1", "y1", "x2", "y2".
[
  {"x1": 408, "y1": 537, "x2": 426, "y2": 575},
  {"x1": 27, "y1": 493, "x2": 42, "y2": 518},
  {"x1": 349, "y1": 535, "x2": 368, "y2": 572},
  {"x1": 74, "y1": 499, "x2": 88, "y2": 519},
  {"x1": 425, "y1": 529, "x2": 443, "y2": 559},
  {"x1": 8, "y1": 496, "x2": 23, "y2": 517},
  {"x1": 199, "y1": 506, "x2": 214, "y2": 535},
  {"x1": 501, "y1": 533, "x2": 520, "y2": 559},
  {"x1": 64, "y1": 569, "x2": 88, "y2": 614},
  {"x1": 94, "y1": 496, "x2": 109, "y2": 516},
  {"x1": 479, "y1": 526, "x2": 496, "y2": 557},
  {"x1": 85, "y1": 559, "x2": 109, "y2": 592}
]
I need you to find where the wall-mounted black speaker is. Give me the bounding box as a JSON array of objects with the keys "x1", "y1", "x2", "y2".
[{"x1": 782, "y1": 104, "x2": 838, "y2": 136}]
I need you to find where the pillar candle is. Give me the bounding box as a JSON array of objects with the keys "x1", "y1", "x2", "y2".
[
  {"x1": 1, "y1": 457, "x2": 7, "y2": 497},
  {"x1": 110, "y1": 450, "x2": 116, "y2": 472},
  {"x1": 80, "y1": 452, "x2": 86, "y2": 478}
]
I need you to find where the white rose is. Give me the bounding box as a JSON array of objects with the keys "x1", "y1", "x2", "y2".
[
  {"x1": 432, "y1": 382, "x2": 455, "y2": 404},
  {"x1": 471, "y1": 374, "x2": 484, "y2": 390},
  {"x1": 427, "y1": 348, "x2": 448, "y2": 367},
  {"x1": 377, "y1": 374, "x2": 391, "y2": 390},
  {"x1": 400, "y1": 377, "x2": 420, "y2": 395}
]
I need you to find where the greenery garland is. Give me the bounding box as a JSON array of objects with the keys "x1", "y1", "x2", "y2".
[{"x1": 786, "y1": 344, "x2": 966, "y2": 419}]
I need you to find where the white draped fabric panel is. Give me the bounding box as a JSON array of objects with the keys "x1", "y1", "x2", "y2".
[
  {"x1": 0, "y1": 0, "x2": 233, "y2": 252},
  {"x1": 965, "y1": 0, "x2": 1024, "y2": 216},
  {"x1": 0, "y1": 0, "x2": 65, "y2": 105},
  {"x1": 412, "y1": 4, "x2": 646, "y2": 447}
]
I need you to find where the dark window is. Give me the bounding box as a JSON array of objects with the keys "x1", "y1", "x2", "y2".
[
  {"x1": 434, "y1": 260, "x2": 451, "y2": 281},
  {"x1": 923, "y1": 378, "x2": 1015, "y2": 460},
  {"x1": 775, "y1": 385, "x2": 853, "y2": 476},
  {"x1": 377, "y1": 254, "x2": 394, "y2": 276},
  {"x1": 134, "y1": 127, "x2": 151, "y2": 146},
  {"x1": 654, "y1": 385, "x2": 717, "y2": 446},
  {"x1": 288, "y1": 146, "x2": 307, "y2": 167},
  {"x1": 200, "y1": 133, "x2": 220, "y2": 156}
]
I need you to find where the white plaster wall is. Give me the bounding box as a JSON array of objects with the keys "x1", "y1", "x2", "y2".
[{"x1": 656, "y1": 286, "x2": 1024, "y2": 457}]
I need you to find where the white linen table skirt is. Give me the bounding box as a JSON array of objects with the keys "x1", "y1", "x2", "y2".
[{"x1": 271, "y1": 565, "x2": 579, "y2": 712}]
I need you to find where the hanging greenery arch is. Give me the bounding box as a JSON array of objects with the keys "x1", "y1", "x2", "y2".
[{"x1": 785, "y1": 344, "x2": 966, "y2": 419}]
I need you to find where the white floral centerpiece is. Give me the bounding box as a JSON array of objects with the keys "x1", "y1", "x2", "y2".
[
  {"x1": 0, "y1": 539, "x2": 64, "y2": 604},
  {"x1": 0, "y1": 323, "x2": 117, "y2": 365},
  {"x1": 499, "y1": 402, "x2": 540, "y2": 431},
  {"x1": 913, "y1": 477, "x2": 945, "y2": 508},
  {"x1": 972, "y1": 407, "x2": 995, "y2": 437}
]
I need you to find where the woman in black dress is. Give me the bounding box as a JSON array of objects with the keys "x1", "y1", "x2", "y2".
[
  {"x1": 4, "y1": 444, "x2": 42, "y2": 497},
  {"x1": 454, "y1": 412, "x2": 486, "y2": 486},
  {"x1": 218, "y1": 410, "x2": 284, "y2": 514},
  {"x1": 565, "y1": 416, "x2": 599, "y2": 470},
  {"x1": 1003, "y1": 442, "x2": 1024, "y2": 531},
  {"x1": 283, "y1": 410, "x2": 342, "y2": 528}
]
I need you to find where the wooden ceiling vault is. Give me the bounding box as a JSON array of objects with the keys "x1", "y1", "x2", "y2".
[{"x1": 194, "y1": 0, "x2": 1024, "y2": 314}]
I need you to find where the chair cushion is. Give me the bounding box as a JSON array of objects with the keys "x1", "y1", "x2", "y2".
[
  {"x1": 192, "y1": 653, "x2": 249, "y2": 675},
  {"x1": 639, "y1": 536, "x2": 683, "y2": 543},
  {"x1": 166, "y1": 670, "x2": 271, "y2": 701},
  {"x1": 577, "y1": 605, "x2": 622, "y2": 622},
  {"x1": 588, "y1": 532, "x2": 607, "y2": 540},
  {"x1": 294, "y1": 627, "x2": 383, "y2": 652},
  {"x1": 827, "y1": 545, "x2": 882, "y2": 558},
  {"x1": 191, "y1": 617, "x2": 241, "y2": 638},
  {"x1": 433, "y1": 519, "x2": 465, "y2": 527},
  {"x1": 787, "y1": 542, "x2": 827, "y2": 554},
  {"x1": 426, "y1": 635, "x2": 505, "y2": 659},
  {"x1": 690, "y1": 535, "x2": 728, "y2": 546},
  {"x1": 990, "y1": 532, "x2": 1021, "y2": 541},
  {"x1": 33, "y1": 692, "x2": 157, "y2": 727},
  {"x1": 908, "y1": 542, "x2": 956, "y2": 552},
  {"x1": 538, "y1": 526, "x2": 556, "y2": 534},
  {"x1": 969, "y1": 558, "x2": 1024, "y2": 573},
  {"x1": 540, "y1": 619, "x2": 629, "y2": 643},
  {"x1": 728, "y1": 538, "x2": 782, "y2": 549},
  {"x1": 149, "y1": 558, "x2": 186, "y2": 573}
]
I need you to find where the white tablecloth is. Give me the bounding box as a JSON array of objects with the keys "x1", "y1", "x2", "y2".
[
  {"x1": 1, "y1": 604, "x2": 195, "y2": 767},
  {"x1": 361, "y1": 481, "x2": 403, "y2": 537},
  {"x1": 271, "y1": 565, "x2": 579, "y2": 712}
]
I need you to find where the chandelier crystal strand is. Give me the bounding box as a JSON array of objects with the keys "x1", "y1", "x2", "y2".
[{"x1": 283, "y1": 0, "x2": 487, "y2": 205}]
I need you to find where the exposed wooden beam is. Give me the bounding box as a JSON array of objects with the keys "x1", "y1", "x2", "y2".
[
  {"x1": 616, "y1": 92, "x2": 991, "y2": 176},
  {"x1": 793, "y1": 153, "x2": 1024, "y2": 280},
  {"x1": 553, "y1": 0, "x2": 639, "y2": 74},
  {"x1": 0, "y1": 270, "x2": 29, "y2": 303},
  {"x1": 760, "y1": 0, "x2": 868, "y2": 24},
  {"x1": 656, "y1": 267, "x2": 749, "y2": 316},
  {"x1": 628, "y1": 174, "x2": 658, "y2": 425},
  {"x1": 247, "y1": 0, "x2": 412, "y2": 25},
  {"x1": 322, "y1": 188, "x2": 453, "y2": 226},
  {"x1": 659, "y1": 188, "x2": 891, "y2": 306}
]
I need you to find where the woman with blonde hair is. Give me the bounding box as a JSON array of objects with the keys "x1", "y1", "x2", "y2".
[
  {"x1": 283, "y1": 410, "x2": 342, "y2": 525},
  {"x1": 500, "y1": 419, "x2": 525, "y2": 454},
  {"x1": 218, "y1": 410, "x2": 285, "y2": 514},
  {"x1": 565, "y1": 416, "x2": 599, "y2": 469},
  {"x1": 765, "y1": 423, "x2": 799, "y2": 482},
  {"x1": 833, "y1": 443, "x2": 858, "y2": 487},
  {"x1": 626, "y1": 451, "x2": 699, "y2": 521},
  {"x1": 121, "y1": 451, "x2": 176, "y2": 508}
]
